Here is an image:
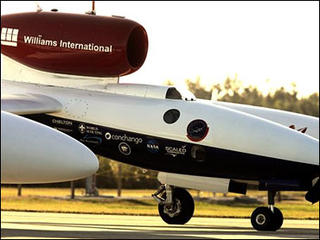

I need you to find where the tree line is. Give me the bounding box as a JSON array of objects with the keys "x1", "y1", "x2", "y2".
[{"x1": 185, "y1": 77, "x2": 318, "y2": 117}]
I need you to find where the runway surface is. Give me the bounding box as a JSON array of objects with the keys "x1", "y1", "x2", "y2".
[{"x1": 1, "y1": 211, "x2": 319, "y2": 239}]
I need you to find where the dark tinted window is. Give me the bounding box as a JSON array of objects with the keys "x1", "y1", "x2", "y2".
[
  {"x1": 165, "y1": 87, "x2": 182, "y2": 100},
  {"x1": 163, "y1": 109, "x2": 180, "y2": 124}
]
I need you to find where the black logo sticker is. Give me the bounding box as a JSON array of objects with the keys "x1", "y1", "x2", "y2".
[
  {"x1": 147, "y1": 140, "x2": 160, "y2": 153},
  {"x1": 78, "y1": 123, "x2": 86, "y2": 134},
  {"x1": 187, "y1": 119, "x2": 209, "y2": 142},
  {"x1": 118, "y1": 142, "x2": 131, "y2": 156}
]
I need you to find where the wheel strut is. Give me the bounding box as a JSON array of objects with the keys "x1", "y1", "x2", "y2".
[
  {"x1": 152, "y1": 184, "x2": 165, "y2": 203},
  {"x1": 251, "y1": 190, "x2": 283, "y2": 231},
  {"x1": 152, "y1": 184, "x2": 173, "y2": 205},
  {"x1": 268, "y1": 190, "x2": 276, "y2": 213},
  {"x1": 152, "y1": 185, "x2": 195, "y2": 225}
]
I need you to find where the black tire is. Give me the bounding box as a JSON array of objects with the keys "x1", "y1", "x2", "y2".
[
  {"x1": 269, "y1": 207, "x2": 283, "y2": 231},
  {"x1": 158, "y1": 188, "x2": 194, "y2": 225},
  {"x1": 251, "y1": 207, "x2": 274, "y2": 231}
]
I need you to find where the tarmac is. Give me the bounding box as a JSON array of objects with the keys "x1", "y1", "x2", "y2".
[{"x1": 1, "y1": 211, "x2": 319, "y2": 239}]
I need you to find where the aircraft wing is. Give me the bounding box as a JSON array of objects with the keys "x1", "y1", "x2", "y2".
[
  {"x1": 1, "y1": 93, "x2": 62, "y2": 115},
  {"x1": 1, "y1": 92, "x2": 99, "y2": 184}
]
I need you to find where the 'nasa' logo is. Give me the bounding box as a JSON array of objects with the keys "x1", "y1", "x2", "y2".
[{"x1": 146, "y1": 140, "x2": 160, "y2": 153}]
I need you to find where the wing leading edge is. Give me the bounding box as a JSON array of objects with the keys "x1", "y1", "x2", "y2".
[{"x1": 1, "y1": 93, "x2": 62, "y2": 115}]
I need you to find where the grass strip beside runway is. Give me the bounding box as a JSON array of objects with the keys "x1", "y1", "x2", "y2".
[{"x1": 1, "y1": 187, "x2": 319, "y2": 219}]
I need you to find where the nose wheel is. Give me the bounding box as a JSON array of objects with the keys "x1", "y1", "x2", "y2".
[
  {"x1": 153, "y1": 185, "x2": 194, "y2": 224},
  {"x1": 251, "y1": 206, "x2": 283, "y2": 231},
  {"x1": 251, "y1": 191, "x2": 283, "y2": 231}
]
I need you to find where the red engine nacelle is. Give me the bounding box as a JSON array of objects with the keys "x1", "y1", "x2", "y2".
[{"x1": 1, "y1": 11, "x2": 148, "y2": 77}]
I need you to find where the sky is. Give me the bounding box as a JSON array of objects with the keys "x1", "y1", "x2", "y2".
[{"x1": 1, "y1": 1, "x2": 319, "y2": 97}]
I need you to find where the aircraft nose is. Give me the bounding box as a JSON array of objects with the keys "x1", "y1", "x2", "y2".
[
  {"x1": 1, "y1": 111, "x2": 99, "y2": 184},
  {"x1": 31, "y1": 129, "x2": 100, "y2": 183},
  {"x1": 62, "y1": 139, "x2": 99, "y2": 179},
  {"x1": 206, "y1": 105, "x2": 319, "y2": 166}
]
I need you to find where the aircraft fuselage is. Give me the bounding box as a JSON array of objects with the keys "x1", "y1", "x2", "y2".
[{"x1": 3, "y1": 80, "x2": 319, "y2": 189}]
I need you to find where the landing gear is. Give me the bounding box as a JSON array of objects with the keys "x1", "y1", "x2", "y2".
[
  {"x1": 251, "y1": 206, "x2": 283, "y2": 231},
  {"x1": 251, "y1": 191, "x2": 283, "y2": 231},
  {"x1": 152, "y1": 185, "x2": 194, "y2": 224}
]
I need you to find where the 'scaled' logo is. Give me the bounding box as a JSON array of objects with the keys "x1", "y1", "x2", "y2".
[
  {"x1": 165, "y1": 145, "x2": 187, "y2": 157},
  {"x1": 1, "y1": 27, "x2": 19, "y2": 47}
]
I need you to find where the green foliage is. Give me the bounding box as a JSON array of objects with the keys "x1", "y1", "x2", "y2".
[
  {"x1": 96, "y1": 156, "x2": 159, "y2": 189},
  {"x1": 183, "y1": 77, "x2": 319, "y2": 117},
  {"x1": 185, "y1": 78, "x2": 212, "y2": 100}
]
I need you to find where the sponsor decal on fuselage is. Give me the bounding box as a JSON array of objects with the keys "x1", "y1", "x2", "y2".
[
  {"x1": 52, "y1": 118, "x2": 73, "y2": 126},
  {"x1": 146, "y1": 139, "x2": 160, "y2": 153},
  {"x1": 187, "y1": 119, "x2": 209, "y2": 142},
  {"x1": 105, "y1": 132, "x2": 143, "y2": 144},
  {"x1": 1, "y1": 27, "x2": 113, "y2": 52},
  {"x1": 78, "y1": 123, "x2": 86, "y2": 134},
  {"x1": 118, "y1": 142, "x2": 131, "y2": 156},
  {"x1": 78, "y1": 123, "x2": 102, "y2": 135},
  {"x1": 53, "y1": 127, "x2": 73, "y2": 133},
  {"x1": 165, "y1": 145, "x2": 187, "y2": 157},
  {"x1": 23, "y1": 35, "x2": 112, "y2": 53},
  {"x1": 22, "y1": 114, "x2": 314, "y2": 181},
  {"x1": 86, "y1": 125, "x2": 102, "y2": 136},
  {"x1": 51, "y1": 118, "x2": 73, "y2": 133},
  {"x1": 80, "y1": 135, "x2": 102, "y2": 145}
]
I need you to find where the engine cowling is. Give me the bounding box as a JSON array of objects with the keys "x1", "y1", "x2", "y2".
[{"x1": 1, "y1": 11, "x2": 148, "y2": 77}]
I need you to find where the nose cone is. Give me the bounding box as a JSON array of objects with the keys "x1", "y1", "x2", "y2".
[
  {"x1": 205, "y1": 105, "x2": 319, "y2": 165},
  {"x1": 57, "y1": 137, "x2": 99, "y2": 181},
  {"x1": 1, "y1": 111, "x2": 99, "y2": 184}
]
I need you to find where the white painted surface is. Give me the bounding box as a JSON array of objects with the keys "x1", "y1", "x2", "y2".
[
  {"x1": 1, "y1": 111, "x2": 99, "y2": 184},
  {"x1": 2, "y1": 93, "x2": 62, "y2": 114},
  {"x1": 210, "y1": 100, "x2": 319, "y2": 139},
  {"x1": 104, "y1": 83, "x2": 170, "y2": 99},
  {"x1": 2, "y1": 80, "x2": 318, "y2": 166},
  {"x1": 158, "y1": 172, "x2": 230, "y2": 193}
]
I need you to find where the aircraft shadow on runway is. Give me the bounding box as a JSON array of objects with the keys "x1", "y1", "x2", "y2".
[{"x1": 1, "y1": 221, "x2": 319, "y2": 239}]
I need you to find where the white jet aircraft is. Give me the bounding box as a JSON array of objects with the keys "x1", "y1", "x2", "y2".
[{"x1": 1, "y1": 7, "x2": 318, "y2": 232}]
